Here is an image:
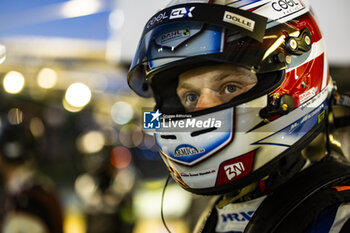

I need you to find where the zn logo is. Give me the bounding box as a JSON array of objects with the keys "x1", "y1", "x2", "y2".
[
  {"x1": 170, "y1": 6, "x2": 195, "y2": 19},
  {"x1": 224, "y1": 162, "x2": 245, "y2": 180}
]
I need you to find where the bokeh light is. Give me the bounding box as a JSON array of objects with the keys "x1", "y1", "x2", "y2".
[
  {"x1": 7, "y1": 108, "x2": 23, "y2": 125},
  {"x1": 3, "y1": 71, "x2": 25, "y2": 94},
  {"x1": 110, "y1": 101, "x2": 134, "y2": 125},
  {"x1": 37, "y1": 67, "x2": 57, "y2": 89},
  {"x1": 30, "y1": 117, "x2": 45, "y2": 137},
  {"x1": 142, "y1": 134, "x2": 156, "y2": 150},
  {"x1": 61, "y1": 0, "x2": 102, "y2": 18},
  {"x1": 64, "y1": 83, "x2": 92, "y2": 108},
  {"x1": 109, "y1": 9, "x2": 124, "y2": 31},
  {"x1": 76, "y1": 130, "x2": 105, "y2": 154},
  {"x1": 110, "y1": 146, "x2": 132, "y2": 169},
  {"x1": 63, "y1": 98, "x2": 84, "y2": 113},
  {"x1": 119, "y1": 124, "x2": 143, "y2": 148},
  {"x1": 0, "y1": 44, "x2": 5, "y2": 64}
]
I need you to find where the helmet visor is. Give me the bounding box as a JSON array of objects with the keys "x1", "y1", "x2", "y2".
[
  {"x1": 128, "y1": 3, "x2": 274, "y2": 97},
  {"x1": 128, "y1": 20, "x2": 294, "y2": 97}
]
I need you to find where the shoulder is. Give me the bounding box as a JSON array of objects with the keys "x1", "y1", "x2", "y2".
[{"x1": 305, "y1": 201, "x2": 350, "y2": 233}]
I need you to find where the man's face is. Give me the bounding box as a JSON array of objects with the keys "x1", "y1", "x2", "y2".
[{"x1": 176, "y1": 64, "x2": 258, "y2": 112}]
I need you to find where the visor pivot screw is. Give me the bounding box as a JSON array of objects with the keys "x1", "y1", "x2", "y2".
[
  {"x1": 301, "y1": 81, "x2": 306, "y2": 88},
  {"x1": 304, "y1": 35, "x2": 311, "y2": 46},
  {"x1": 285, "y1": 56, "x2": 292, "y2": 64},
  {"x1": 288, "y1": 38, "x2": 298, "y2": 51}
]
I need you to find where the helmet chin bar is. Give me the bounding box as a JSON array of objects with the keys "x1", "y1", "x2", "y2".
[{"x1": 183, "y1": 121, "x2": 326, "y2": 195}]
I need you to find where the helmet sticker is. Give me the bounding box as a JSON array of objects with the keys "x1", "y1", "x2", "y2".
[
  {"x1": 223, "y1": 11, "x2": 256, "y2": 32},
  {"x1": 146, "y1": 12, "x2": 169, "y2": 30},
  {"x1": 180, "y1": 169, "x2": 216, "y2": 178},
  {"x1": 254, "y1": 99, "x2": 328, "y2": 147},
  {"x1": 155, "y1": 27, "x2": 201, "y2": 49},
  {"x1": 253, "y1": 0, "x2": 308, "y2": 23},
  {"x1": 299, "y1": 87, "x2": 316, "y2": 105},
  {"x1": 216, "y1": 150, "x2": 256, "y2": 186},
  {"x1": 155, "y1": 108, "x2": 235, "y2": 166},
  {"x1": 169, "y1": 6, "x2": 196, "y2": 19},
  {"x1": 175, "y1": 144, "x2": 205, "y2": 157},
  {"x1": 142, "y1": 3, "x2": 268, "y2": 42}
]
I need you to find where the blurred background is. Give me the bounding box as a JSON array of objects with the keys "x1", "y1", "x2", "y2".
[{"x1": 0, "y1": 0, "x2": 349, "y2": 232}]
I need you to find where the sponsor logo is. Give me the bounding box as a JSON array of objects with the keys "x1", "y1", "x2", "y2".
[
  {"x1": 318, "y1": 110, "x2": 325, "y2": 123},
  {"x1": 223, "y1": 11, "x2": 255, "y2": 32},
  {"x1": 221, "y1": 211, "x2": 254, "y2": 222},
  {"x1": 216, "y1": 151, "x2": 255, "y2": 186},
  {"x1": 180, "y1": 169, "x2": 216, "y2": 177},
  {"x1": 146, "y1": 12, "x2": 168, "y2": 29},
  {"x1": 300, "y1": 85, "x2": 327, "y2": 110},
  {"x1": 224, "y1": 162, "x2": 245, "y2": 180},
  {"x1": 169, "y1": 6, "x2": 195, "y2": 19},
  {"x1": 160, "y1": 29, "x2": 190, "y2": 44},
  {"x1": 289, "y1": 103, "x2": 325, "y2": 133},
  {"x1": 299, "y1": 87, "x2": 316, "y2": 105},
  {"x1": 271, "y1": 0, "x2": 304, "y2": 15},
  {"x1": 175, "y1": 144, "x2": 205, "y2": 157},
  {"x1": 143, "y1": 110, "x2": 161, "y2": 129},
  {"x1": 300, "y1": 103, "x2": 324, "y2": 124}
]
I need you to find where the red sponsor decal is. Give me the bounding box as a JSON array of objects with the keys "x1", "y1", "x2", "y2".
[
  {"x1": 272, "y1": 53, "x2": 325, "y2": 110},
  {"x1": 216, "y1": 150, "x2": 256, "y2": 186},
  {"x1": 289, "y1": 13, "x2": 322, "y2": 43}
]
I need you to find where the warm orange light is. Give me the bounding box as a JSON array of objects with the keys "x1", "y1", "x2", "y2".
[{"x1": 110, "y1": 146, "x2": 132, "y2": 169}]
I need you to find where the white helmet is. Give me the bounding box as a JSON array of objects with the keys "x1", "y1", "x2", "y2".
[{"x1": 128, "y1": 0, "x2": 333, "y2": 195}]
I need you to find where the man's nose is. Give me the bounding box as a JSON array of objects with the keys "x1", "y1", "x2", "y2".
[{"x1": 195, "y1": 89, "x2": 223, "y2": 111}]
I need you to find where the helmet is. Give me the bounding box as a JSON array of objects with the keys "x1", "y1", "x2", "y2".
[{"x1": 128, "y1": 0, "x2": 333, "y2": 195}]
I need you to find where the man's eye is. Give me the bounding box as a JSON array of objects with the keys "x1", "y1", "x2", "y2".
[
  {"x1": 224, "y1": 85, "x2": 238, "y2": 94},
  {"x1": 186, "y1": 93, "x2": 198, "y2": 103}
]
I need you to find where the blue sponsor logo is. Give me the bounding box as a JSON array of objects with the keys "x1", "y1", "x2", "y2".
[
  {"x1": 221, "y1": 211, "x2": 254, "y2": 222},
  {"x1": 143, "y1": 110, "x2": 161, "y2": 129},
  {"x1": 174, "y1": 144, "x2": 205, "y2": 157}
]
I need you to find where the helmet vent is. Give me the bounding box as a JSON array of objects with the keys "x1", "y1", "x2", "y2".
[
  {"x1": 191, "y1": 127, "x2": 218, "y2": 137},
  {"x1": 160, "y1": 135, "x2": 177, "y2": 140}
]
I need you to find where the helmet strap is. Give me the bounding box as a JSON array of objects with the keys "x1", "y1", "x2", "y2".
[{"x1": 216, "y1": 183, "x2": 258, "y2": 209}]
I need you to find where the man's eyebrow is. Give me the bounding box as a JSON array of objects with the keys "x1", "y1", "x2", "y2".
[
  {"x1": 213, "y1": 73, "x2": 231, "y2": 82},
  {"x1": 213, "y1": 72, "x2": 248, "y2": 82},
  {"x1": 177, "y1": 82, "x2": 197, "y2": 90}
]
